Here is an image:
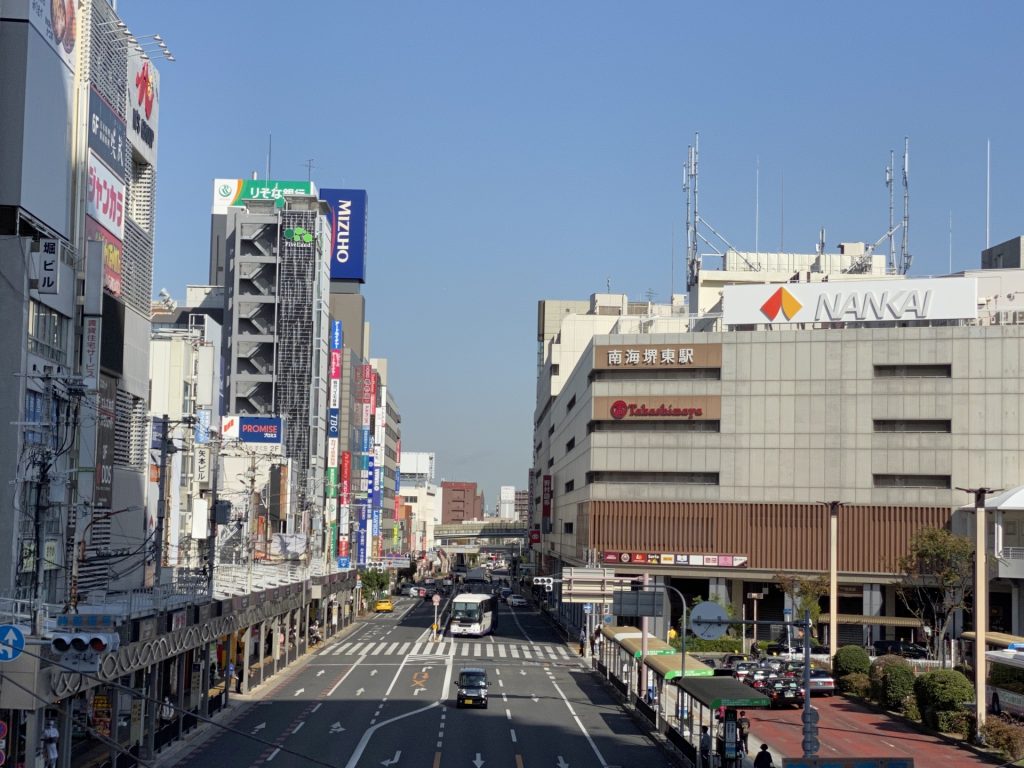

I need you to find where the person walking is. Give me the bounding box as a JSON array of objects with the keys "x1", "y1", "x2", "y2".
[
  {"x1": 578, "y1": 628, "x2": 586, "y2": 656},
  {"x1": 753, "y1": 743, "x2": 775, "y2": 768},
  {"x1": 699, "y1": 724, "x2": 712, "y2": 767},
  {"x1": 737, "y1": 710, "x2": 751, "y2": 754}
]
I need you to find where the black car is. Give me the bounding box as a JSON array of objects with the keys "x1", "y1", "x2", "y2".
[
  {"x1": 873, "y1": 640, "x2": 928, "y2": 659},
  {"x1": 454, "y1": 667, "x2": 488, "y2": 708},
  {"x1": 766, "y1": 678, "x2": 805, "y2": 708}
]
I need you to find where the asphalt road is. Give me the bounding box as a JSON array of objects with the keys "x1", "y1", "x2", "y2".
[{"x1": 169, "y1": 593, "x2": 665, "y2": 768}]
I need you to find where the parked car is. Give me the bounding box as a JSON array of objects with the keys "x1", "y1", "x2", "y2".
[
  {"x1": 374, "y1": 599, "x2": 394, "y2": 613},
  {"x1": 406, "y1": 584, "x2": 421, "y2": 597},
  {"x1": 507, "y1": 595, "x2": 528, "y2": 608},
  {"x1": 745, "y1": 668, "x2": 778, "y2": 691},
  {"x1": 766, "y1": 678, "x2": 805, "y2": 708},
  {"x1": 765, "y1": 639, "x2": 826, "y2": 656},
  {"x1": 454, "y1": 667, "x2": 488, "y2": 709},
  {"x1": 499, "y1": 588, "x2": 513, "y2": 603},
  {"x1": 722, "y1": 654, "x2": 750, "y2": 668},
  {"x1": 872, "y1": 640, "x2": 929, "y2": 659},
  {"x1": 806, "y1": 668, "x2": 836, "y2": 696},
  {"x1": 732, "y1": 661, "x2": 757, "y2": 681}
]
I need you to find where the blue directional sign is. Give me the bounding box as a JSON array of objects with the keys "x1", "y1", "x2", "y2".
[{"x1": 0, "y1": 625, "x2": 26, "y2": 662}]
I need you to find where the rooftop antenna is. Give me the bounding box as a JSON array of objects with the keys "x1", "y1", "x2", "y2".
[
  {"x1": 670, "y1": 221, "x2": 675, "y2": 301},
  {"x1": 886, "y1": 150, "x2": 895, "y2": 273},
  {"x1": 303, "y1": 158, "x2": 316, "y2": 182},
  {"x1": 754, "y1": 156, "x2": 760, "y2": 254},
  {"x1": 265, "y1": 132, "x2": 272, "y2": 180},
  {"x1": 817, "y1": 227, "x2": 826, "y2": 258},
  {"x1": 606, "y1": 277, "x2": 611, "y2": 293},
  {"x1": 780, "y1": 170, "x2": 785, "y2": 252},
  {"x1": 986, "y1": 139, "x2": 991, "y2": 248},
  {"x1": 949, "y1": 210, "x2": 953, "y2": 274},
  {"x1": 899, "y1": 137, "x2": 911, "y2": 274}
]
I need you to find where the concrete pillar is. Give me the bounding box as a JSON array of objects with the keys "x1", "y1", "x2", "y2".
[
  {"x1": 1012, "y1": 583, "x2": 1023, "y2": 637},
  {"x1": 884, "y1": 584, "x2": 899, "y2": 641},
  {"x1": 863, "y1": 584, "x2": 882, "y2": 648},
  {"x1": 709, "y1": 577, "x2": 729, "y2": 605}
]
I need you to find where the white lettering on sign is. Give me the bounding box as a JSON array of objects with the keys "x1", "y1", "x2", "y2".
[
  {"x1": 815, "y1": 289, "x2": 933, "y2": 322},
  {"x1": 335, "y1": 199, "x2": 351, "y2": 263},
  {"x1": 605, "y1": 348, "x2": 696, "y2": 366}
]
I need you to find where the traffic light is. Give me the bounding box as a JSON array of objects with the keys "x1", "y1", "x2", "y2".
[
  {"x1": 533, "y1": 576, "x2": 554, "y2": 593},
  {"x1": 50, "y1": 632, "x2": 120, "y2": 672}
]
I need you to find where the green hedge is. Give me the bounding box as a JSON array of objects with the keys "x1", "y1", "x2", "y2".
[
  {"x1": 882, "y1": 665, "x2": 916, "y2": 712},
  {"x1": 935, "y1": 710, "x2": 975, "y2": 740},
  {"x1": 839, "y1": 672, "x2": 870, "y2": 697},
  {"x1": 913, "y1": 669, "x2": 975, "y2": 730},
  {"x1": 869, "y1": 655, "x2": 911, "y2": 703},
  {"x1": 981, "y1": 717, "x2": 1024, "y2": 761},
  {"x1": 834, "y1": 645, "x2": 871, "y2": 678},
  {"x1": 680, "y1": 637, "x2": 743, "y2": 653}
]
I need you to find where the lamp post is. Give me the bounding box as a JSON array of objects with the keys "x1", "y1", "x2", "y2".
[
  {"x1": 958, "y1": 485, "x2": 996, "y2": 739},
  {"x1": 825, "y1": 500, "x2": 842, "y2": 661},
  {"x1": 746, "y1": 591, "x2": 764, "y2": 654}
]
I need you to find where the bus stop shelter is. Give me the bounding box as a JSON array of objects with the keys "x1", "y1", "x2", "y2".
[{"x1": 669, "y1": 676, "x2": 771, "y2": 767}]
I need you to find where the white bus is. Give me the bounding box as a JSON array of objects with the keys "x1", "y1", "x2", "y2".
[{"x1": 450, "y1": 593, "x2": 498, "y2": 637}]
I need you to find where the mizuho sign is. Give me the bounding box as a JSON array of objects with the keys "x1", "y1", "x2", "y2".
[{"x1": 722, "y1": 277, "x2": 978, "y2": 326}]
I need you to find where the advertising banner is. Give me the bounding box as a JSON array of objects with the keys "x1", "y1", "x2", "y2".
[
  {"x1": 82, "y1": 317, "x2": 100, "y2": 388},
  {"x1": 212, "y1": 178, "x2": 314, "y2": 214},
  {"x1": 94, "y1": 375, "x2": 116, "y2": 509},
  {"x1": 325, "y1": 467, "x2": 338, "y2": 498},
  {"x1": 329, "y1": 377, "x2": 340, "y2": 410},
  {"x1": 20, "y1": 0, "x2": 78, "y2": 72},
  {"x1": 85, "y1": 216, "x2": 122, "y2": 298},
  {"x1": 357, "y1": 503, "x2": 368, "y2": 566},
  {"x1": 367, "y1": 457, "x2": 375, "y2": 501},
  {"x1": 330, "y1": 319, "x2": 343, "y2": 351},
  {"x1": 593, "y1": 395, "x2": 722, "y2": 422},
  {"x1": 126, "y1": 57, "x2": 160, "y2": 165},
  {"x1": 319, "y1": 189, "x2": 369, "y2": 282},
  {"x1": 87, "y1": 151, "x2": 125, "y2": 240},
  {"x1": 327, "y1": 408, "x2": 339, "y2": 439},
  {"x1": 341, "y1": 451, "x2": 351, "y2": 504},
  {"x1": 234, "y1": 416, "x2": 283, "y2": 443},
  {"x1": 329, "y1": 349, "x2": 342, "y2": 382},
  {"x1": 339, "y1": 504, "x2": 350, "y2": 535},
  {"x1": 722, "y1": 277, "x2": 979, "y2": 326},
  {"x1": 541, "y1": 475, "x2": 552, "y2": 533},
  {"x1": 88, "y1": 87, "x2": 126, "y2": 180},
  {"x1": 194, "y1": 409, "x2": 210, "y2": 444},
  {"x1": 327, "y1": 436, "x2": 338, "y2": 468}
]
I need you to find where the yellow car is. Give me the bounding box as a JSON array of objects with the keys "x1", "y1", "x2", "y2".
[{"x1": 374, "y1": 599, "x2": 394, "y2": 613}]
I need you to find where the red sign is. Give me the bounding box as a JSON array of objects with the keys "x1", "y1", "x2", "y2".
[
  {"x1": 528, "y1": 530, "x2": 541, "y2": 544},
  {"x1": 85, "y1": 216, "x2": 122, "y2": 297},
  {"x1": 542, "y1": 475, "x2": 552, "y2": 519},
  {"x1": 340, "y1": 451, "x2": 351, "y2": 504},
  {"x1": 330, "y1": 349, "x2": 341, "y2": 379},
  {"x1": 338, "y1": 536, "x2": 349, "y2": 558}
]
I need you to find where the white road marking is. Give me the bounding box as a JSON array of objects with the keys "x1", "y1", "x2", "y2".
[
  {"x1": 267, "y1": 748, "x2": 280, "y2": 761},
  {"x1": 328, "y1": 655, "x2": 365, "y2": 697},
  {"x1": 551, "y1": 678, "x2": 608, "y2": 767},
  {"x1": 292, "y1": 721, "x2": 304, "y2": 734},
  {"x1": 510, "y1": 729, "x2": 517, "y2": 743},
  {"x1": 312, "y1": 703, "x2": 321, "y2": 713}
]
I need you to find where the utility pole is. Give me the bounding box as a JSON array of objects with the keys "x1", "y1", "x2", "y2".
[
  {"x1": 33, "y1": 378, "x2": 55, "y2": 636},
  {"x1": 154, "y1": 414, "x2": 170, "y2": 590}
]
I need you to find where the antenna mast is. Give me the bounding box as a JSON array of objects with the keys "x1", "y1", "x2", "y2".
[
  {"x1": 886, "y1": 150, "x2": 895, "y2": 274},
  {"x1": 899, "y1": 137, "x2": 911, "y2": 274},
  {"x1": 684, "y1": 137, "x2": 700, "y2": 290}
]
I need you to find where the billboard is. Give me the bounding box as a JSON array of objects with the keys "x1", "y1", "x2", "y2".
[
  {"x1": 127, "y1": 57, "x2": 160, "y2": 165},
  {"x1": 88, "y1": 87, "x2": 126, "y2": 180},
  {"x1": 330, "y1": 319, "x2": 343, "y2": 351},
  {"x1": 221, "y1": 415, "x2": 283, "y2": 443},
  {"x1": 722, "y1": 277, "x2": 979, "y2": 326},
  {"x1": 212, "y1": 178, "x2": 314, "y2": 214},
  {"x1": 94, "y1": 375, "x2": 116, "y2": 509},
  {"x1": 85, "y1": 217, "x2": 122, "y2": 298},
  {"x1": 320, "y1": 189, "x2": 368, "y2": 282},
  {"x1": 87, "y1": 151, "x2": 125, "y2": 240},
  {"x1": 21, "y1": 0, "x2": 78, "y2": 73},
  {"x1": 341, "y1": 451, "x2": 351, "y2": 504}
]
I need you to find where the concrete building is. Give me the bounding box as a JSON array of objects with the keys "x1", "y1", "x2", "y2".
[
  {"x1": 532, "y1": 247, "x2": 1024, "y2": 644},
  {"x1": 498, "y1": 486, "x2": 517, "y2": 520},
  {"x1": 441, "y1": 481, "x2": 485, "y2": 524},
  {"x1": 515, "y1": 489, "x2": 529, "y2": 523},
  {"x1": 399, "y1": 452, "x2": 439, "y2": 552}
]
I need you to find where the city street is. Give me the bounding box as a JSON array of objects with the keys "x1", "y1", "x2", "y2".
[{"x1": 166, "y1": 594, "x2": 665, "y2": 768}]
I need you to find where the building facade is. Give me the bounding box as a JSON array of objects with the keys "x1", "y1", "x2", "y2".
[{"x1": 441, "y1": 481, "x2": 485, "y2": 524}]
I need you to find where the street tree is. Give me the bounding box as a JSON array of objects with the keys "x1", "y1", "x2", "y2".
[
  {"x1": 895, "y1": 527, "x2": 974, "y2": 663},
  {"x1": 361, "y1": 569, "x2": 390, "y2": 599},
  {"x1": 773, "y1": 572, "x2": 830, "y2": 639}
]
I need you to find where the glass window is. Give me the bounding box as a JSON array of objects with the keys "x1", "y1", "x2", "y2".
[{"x1": 27, "y1": 301, "x2": 68, "y2": 363}]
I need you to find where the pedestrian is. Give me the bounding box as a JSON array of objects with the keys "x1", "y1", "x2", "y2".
[
  {"x1": 159, "y1": 696, "x2": 174, "y2": 724},
  {"x1": 738, "y1": 709, "x2": 751, "y2": 754},
  {"x1": 699, "y1": 725, "x2": 711, "y2": 767},
  {"x1": 42, "y1": 720, "x2": 59, "y2": 768},
  {"x1": 578, "y1": 628, "x2": 586, "y2": 656},
  {"x1": 753, "y1": 743, "x2": 774, "y2": 768}
]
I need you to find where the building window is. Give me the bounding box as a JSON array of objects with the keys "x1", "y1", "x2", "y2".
[
  {"x1": 564, "y1": 480, "x2": 574, "y2": 493},
  {"x1": 548, "y1": 424, "x2": 554, "y2": 436},
  {"x1": 547, "y1": 457, "x2": 554, "y2": 468},
  {"x1": 27, "y1": 300, "x2": 68, "y2": 363},
  {"x1": 551, "y1": 364, "x2": 559, "y2": 376},
  {"x1": 873, "y1": 364, "x2": 952, "y2": 378},
  {"x1": 585, "y1": 471, "x2": 719, "y2": 485},
  {"x1": 873, "y1": 474, "x2": 951, "y2": 489},
  {"x1": 563, "y1": 522, "x2": 574, "y2": 534},
  {"x1": 566, "y1": 394, "x2": 576, "y2": 413},
  {"x1": 24, "y1": 389, "x2": 57, "y2": 448},
  {"x1": 873, "y1": 419, "x2": 952, "y2": 433},
  {"x1": 565, "y1": 437, "x2": 575, "y2": 453}
]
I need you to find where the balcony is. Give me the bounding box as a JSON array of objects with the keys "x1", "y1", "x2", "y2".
[{"x1": 998, "y1": 547, "x2": 1024, "y2": 580}]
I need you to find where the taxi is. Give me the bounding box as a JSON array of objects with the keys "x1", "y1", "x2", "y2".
[{"x1": 374, "y1": 598, "x2": 394, "y2": 613}]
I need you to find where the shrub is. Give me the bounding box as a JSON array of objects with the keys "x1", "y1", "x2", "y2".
[
  {"x1": 834, "y1": 645, "x2": 871, "y2": 678},
  {"x1": 913, "y1": 669, "x2": 974, "y2": 730},
  {"x1": 981, "y1": 716, "x2": 1024, "y2": 761},
  {"x1": 683, "y1": 637, "x2": 743, "y2": 653},
  {"x1": 839, "y1": 672, "x2": 871, "y2": 697},
  {"x1": 902, "y1": 694, "x2": 920, "y2": 721},
  {"x1": 935, "y1": 710, "x2": 975, "y2": 740},
  {"x1": 869, "y1": 655, "x2": 912, "y2": 702},
  {"x1": 882, "y1": 665, "x2": 916, "y2": 711}
]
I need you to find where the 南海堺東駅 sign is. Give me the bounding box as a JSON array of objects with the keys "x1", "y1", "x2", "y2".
[
  {"x1": 594, "y1": 343, "x2": 722, "y2": 370},
  {"x1": 722, "y1": 276, "x2": 978, "y2": 326},
  {"x1": 593, "y1": 395, "x2": 721, "y2": 421},
  {"x1": 212, "y1": 179, "x2": 315, "y2": 214},
  {"x1": 221, "y1": 415, "x2": 283, "y2": 443},
  {"x1": 319, "y1": 189, "x2": 368, "y2": 283}
]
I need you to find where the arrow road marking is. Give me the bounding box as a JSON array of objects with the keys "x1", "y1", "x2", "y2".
[
  {"x1": 251, "y1": 722, "x2": 266, "y2": 734},
  {"x1": 381, "y1": 750, "x2": 401, "y2": 766},
  {"x1": 317, "y1": 670, "x2": 325, "y2": 677},
  {"x1": 519, "y1": 669, "x2": 526, "y2": 676},
  {"x1": 294, "y1": 688, "x2": 305, "y2": 697},
  {"x1": 531, "y1": 694, "x2": 538, "y2": 703},
  {"x1": 557, "y1": 757, "x2": 569, "y2": 768},
  {"x1": 371, "y1": 669, "x2": 378, "y2": 676},
  {"x1": 472, "y1": 753, "x2": 485, "y2": 768},
  {"x1": 356, "y1": 688, "x2": 365, "y2": 696},
  {"x1": 330, "y1": 722, "x2": 345, "y2": 733},
  {"x1": 413, "y1": 688, "x2": 427, "y2": 696}
]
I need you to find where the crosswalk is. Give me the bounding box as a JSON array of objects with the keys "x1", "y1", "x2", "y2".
[{"x1": 322, "y1": 639, "x2": 576, "y2": 661}]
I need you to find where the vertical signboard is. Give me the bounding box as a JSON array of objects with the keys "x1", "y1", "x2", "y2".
[
  {"x1": 87, "y1": 151, "x2": 125, "y2": 240},
  {"x1": 340, "y1": 451, "x2": 352, "y2": 505},
  {"x1": 85, "y1": 217, "x2": 122, "y2": 298},
  {"x1": 319, "y1": 189, "x2": 369, "y2": 282},
  {"x1": 326, "y1": 319, "x2": 342, "y2": 501},
  {"x1": 126, "y1": 57, "x2": 160, "y2": 165},
  {"x1": 542, "y1": 475, "x2": 553, "y2": 534},
  {"x1": 94, "y1": 376, "x2": 116, "y2": 509},
  {"x1": 88, "y1": 87, "x2": 126, "y2": 180}
]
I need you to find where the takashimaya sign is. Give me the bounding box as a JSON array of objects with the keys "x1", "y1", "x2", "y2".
[
  {"x1": 594, "y1": 343, "x2": 721, "y2": 370},
  {"x1": 593, "y1": 396, "x2": 721, "y2": 421},
  {"x1": 722, "y1": 277, "x2": 978, "y2": 326}
]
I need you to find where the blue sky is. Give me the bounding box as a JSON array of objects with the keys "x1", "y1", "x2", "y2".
[{"x1": 124, "y1": 0, "x2": 1024, "y2": 504}]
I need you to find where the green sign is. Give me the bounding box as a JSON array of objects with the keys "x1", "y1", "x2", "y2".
[
  {"x1": 213, "y1": 178, "x2": 315, "y2": 213},
  {"x1": 325, "y1": 467, "x2": 339, "y2": 498},
  {"x1": 284, "y1": 226, "x2": 314, "y2": 244}
]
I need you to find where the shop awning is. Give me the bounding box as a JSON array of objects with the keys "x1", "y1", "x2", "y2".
[
  {"x1": 819, "y1": 613, "x2": 923, "y2": 628},
  {"x1": 621, "y1": 635, "x2": 676, "y2": 659},
  {"x1": 645, "y1": 652, "x2": 714, "y2": 680},
  {"x1": 962, "y1": 631, "x2": 1024, "y2": 648},
  {"x1": 673, "y1": 676, "x2": 772, "y2": 709}
]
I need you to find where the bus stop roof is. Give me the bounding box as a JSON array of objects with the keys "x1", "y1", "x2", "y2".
[
  {"x1": 600, "y1": 625, "x2": 642, "y2": 642},
  {"x1": 673, "y1": 676, "x2": 772, "y2": 709},
  {"x1": 621, "y1": 635, "x2": 675, "y2": 659},
  {"x1": 645, "y1": 652, "x2": 714, "y2": 680}
]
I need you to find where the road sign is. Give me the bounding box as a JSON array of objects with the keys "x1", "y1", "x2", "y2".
[
  {"x1": 583, "y1": 603, "x2": 593, "y2": 615},
  {"x1": 0, "y1": 626, "x2": 25, "y2": 662},
  {"x1": 432, "y1": 594, "x2": 440, "y2": 606},
  {"x1": 690, "y1": 602, "x2": 728, "y2": 640},
  {"x1": 784, "y1": 607, "x2": 793, "y2": 616}
]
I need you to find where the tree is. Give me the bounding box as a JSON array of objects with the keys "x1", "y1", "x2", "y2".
[
  {"x1": 773, "y1": 572, "x2": 829, "y2": 638},
  {"x1": 895, "y1": 527, "x2": 974, "y2": 663},
  {"x1": 361, "y1": 569, "x2": 390, "y2": 599}
]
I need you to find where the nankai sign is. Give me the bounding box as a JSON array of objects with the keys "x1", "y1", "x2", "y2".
[
  {"x1": 723, "y1": 277, "x2": 978, "y2": 326},
  {"x1": 593, "y1": 396, "x2": 721, "y2": 421}
]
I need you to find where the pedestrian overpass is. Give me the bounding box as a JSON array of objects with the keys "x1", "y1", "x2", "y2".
[{"x1": 435, "y1": 521, "x2": 528, "y2": 542}]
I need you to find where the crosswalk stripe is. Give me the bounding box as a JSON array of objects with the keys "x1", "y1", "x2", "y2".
[
  {"x1": 320, "y1": 640, "x2": 580, "y2": 660},
  {"x1": 510, "y1": 646, "x2": 520, "y2": 658},
  {"x1": 348, "y1": 642, "x2": 364, "y2": 655},
  {"x1": 372, "y1": 642, "x2": 388, "y2": 654},
  {"x1": 498, "y1": 645, "x2": 507, "y2": 658},
  {"x1": 385, "y1": 642, "x2": 398, "y2": 654},
  {"x1": 545, "y1": 646, "x2": 556, "y2": 658},
  {"x1": 398, "y1": 642, "x2": 411, "y2": 655},
  {"x1": 474, "y1": 643, "x2": 482, "y2": 656},
  {"x1": 412, "y1": 642, "x2": 425, "y2": 655},
  {"x1": 485, "y1": 646, "x2": 494, "y2": 657},
  {"x1": 333, "y1": 642, "x2": 353, "y2": 655}
]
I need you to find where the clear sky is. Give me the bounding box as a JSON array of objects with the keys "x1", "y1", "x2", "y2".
[{"x1": 124, "y1": 0, "x2": 1024, "y2": 504}]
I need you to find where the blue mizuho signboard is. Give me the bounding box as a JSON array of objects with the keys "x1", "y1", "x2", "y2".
[{"x1": 320, "y1": 188, "x2": 368, "y2": 283}]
